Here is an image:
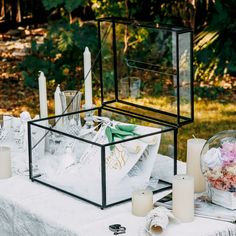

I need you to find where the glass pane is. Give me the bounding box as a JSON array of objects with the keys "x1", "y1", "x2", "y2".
[
  {"x1": 99, "y1": 19, "x2": 193, "y2": 125},
  {"x1": 178, "y1": 32, "x2": 192, "y2": 119},
  {"x1": 30, "y1": 119, "x2": 102, "y2": 205}
]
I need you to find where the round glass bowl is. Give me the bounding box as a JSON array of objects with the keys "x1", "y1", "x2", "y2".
[{"x1": 200, "y1": 130, "x2": 236, "y2": 209}]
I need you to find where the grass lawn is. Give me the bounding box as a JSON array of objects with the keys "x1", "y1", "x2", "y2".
[
  {"x1": 178, "y1": 99, "x2": 236, "y2": 161},
  {"x1": 114, "y1": 96, "x2": 236, "y2": 161},
  {"x1": 0, "y1": 84, "x2": 235, "y2": 162}
]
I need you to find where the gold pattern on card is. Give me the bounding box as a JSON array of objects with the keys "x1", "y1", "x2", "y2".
[{"x1": 106, "y1": 145, "x2": 128, "y2": 170}]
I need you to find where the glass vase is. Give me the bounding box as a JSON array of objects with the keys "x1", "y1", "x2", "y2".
[{"x1": 200, "y1": 130, "x2": 236, "y2": 209}]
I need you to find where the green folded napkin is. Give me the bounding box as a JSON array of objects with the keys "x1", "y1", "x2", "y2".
[{"x1": 105, "y1": 124, "x2": 137, "y2": 150}]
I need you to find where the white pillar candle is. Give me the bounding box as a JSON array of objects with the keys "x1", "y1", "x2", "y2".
[
  {"x1": 83, "y1": 47, "x2": 93, "y2": 108},
  {"x1": 0, "y1": 146, "x2": 12, "y2": 179},
  {"x1": 54, "y1": 84, "x2": 62, "y2": 115},
  {"x1": 38, "y1": 71, "x2": 48, "y2": 118},
  {"x1": 186, "y1": 138, "x2": 206, "y2": 193},
  {"x1": 132, "y1": 189, "x2": 153, "y2": 217},
  {"x1": 172, "y1": 174, "x2": 194, "y2": 222}
]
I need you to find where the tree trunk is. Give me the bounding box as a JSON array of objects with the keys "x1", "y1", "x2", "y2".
[
  {"x1": 9, "y1": 0, "x2": 17, "y2": 23},
  {"x1": 190, "y1": 0, "x2": 197, "y2": 31},
  {"x1": 16, "y1": 0, "x2": 22, "y2": 22},
  {"x1": 69, "y1": 12, "x2": 73, "y2": 24},
  {"x1": 1, "y1": 0, "x2": 5, "y2": 20},
  {"x1": 123, "y1": 0, "x2": 129, "y2": 53}
]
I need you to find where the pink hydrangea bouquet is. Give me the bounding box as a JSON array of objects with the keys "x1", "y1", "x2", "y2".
[{"x1": 201, "y1": 138, "x2": 236, "y2": 193}]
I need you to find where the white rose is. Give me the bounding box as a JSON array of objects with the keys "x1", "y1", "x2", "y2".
[{"x1": 202, "y1": 148, "x2": 222, "y2": 169}]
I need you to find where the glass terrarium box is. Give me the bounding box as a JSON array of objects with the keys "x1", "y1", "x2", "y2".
[
  {"x1": 28, "y1": 108, "x2": 178, "y2": 208},
  {"x1": 28, "y1": 18, "x2": 193, "y2": 208},
  {"x1": 97, "y1": 17, "x2": 193, "y2": 126}
]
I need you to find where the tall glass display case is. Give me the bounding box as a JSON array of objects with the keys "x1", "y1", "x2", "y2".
[{"x1": 28, "y1": 17, "x2": 193, "y2": 208}]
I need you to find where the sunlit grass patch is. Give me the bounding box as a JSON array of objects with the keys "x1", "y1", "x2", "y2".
[
  {"x1": 101, "y1": 96, "x2": 236, "y2": 161},
  {"x1": 178, "y1": 100, "x2": 236, "y2": 161}
]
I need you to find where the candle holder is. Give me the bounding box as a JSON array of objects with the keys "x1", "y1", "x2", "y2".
[{"x1": 60, "y1": 90, "x2": 82, "y2": 135}]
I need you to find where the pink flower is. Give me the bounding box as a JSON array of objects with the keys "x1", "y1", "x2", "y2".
[
  {"x1": 205, "y1": 165, "x2": 236, "y2": 191},
  {"x1": 220, "y1": 142, "x2": 236, "y2": 165},
  {"x1": 209, "y1": 177, "x2": 231, "y2": 191},
  {"x1": 203, "y1": 140, "x2": 236, "y2": 192}
]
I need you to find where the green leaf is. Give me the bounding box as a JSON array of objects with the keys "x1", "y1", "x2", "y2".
[
  {"x1": 105, "y1": 127, "x2": 115, "y2": 150},
  {"x1": 115, "y1": 124, "x2": 136, "y2": 132},
  {"x1": 114, "y1": 134, "x2": 125, "y2": 140},
  {"x1": 110, "y1": 127, "x2": 134, "y2": 137}
]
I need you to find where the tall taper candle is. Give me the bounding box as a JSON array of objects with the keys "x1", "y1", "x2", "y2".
[
  {"x1": 83, "y1": 47, "x2": 93, "y2": 108},
  {"x1": 38, "y1": 71, "x2": 48, "y2": 118},
  {"x1": 0, "y1": 146, "x2": 12, "y2": 179},
  {"x1": 54, "y1": 84, "x2": 62, "y2": 115},
  {"x1": 172, "y1": 174, "x2": 194, "y2": 222},
  {"x1": 187, "y1": 138, "x2": 206, "y2": 193}
]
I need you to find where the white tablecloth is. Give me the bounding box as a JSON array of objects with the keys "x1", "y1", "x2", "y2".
[
  {"x1": 0, "y1": 167, "x2": 236, "y2": 236},
  {"x1": 0, "y1": 124, "x2": 235, "y2": 236},
  {"x1": 1, "y1": 175, "x2": 236, "y2": 236}
]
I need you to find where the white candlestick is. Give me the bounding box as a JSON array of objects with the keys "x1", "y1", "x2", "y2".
[
  {"x1": 0, "y1": 146, "x2": 12, "y2": 179},
  {"x1": 54, "y1": 84, "x2": 62, "y2": 115},
  {"x1": 38, "y1": 71, "x2": 48, "y2": 118},
  {"x1": 186, "y1": 138, "x2": 206, "y2": 193},
  {"x1": 83, "y1": 47, "x2": 93, "y2": 108},
  {"x1": 132, "y1": 189, "x2": 153, "y2": 217},
  {"x1": 172, "y1": 174, "x2": 194, "y2": 222}
]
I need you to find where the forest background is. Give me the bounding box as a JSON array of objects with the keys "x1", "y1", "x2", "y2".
[{"x1": 0, "y1": 0, "x2": 235, "y2": 160}]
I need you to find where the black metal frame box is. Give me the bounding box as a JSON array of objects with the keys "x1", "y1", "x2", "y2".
[
  {"x1": 28, "y1": 17, "x2": 193, "y2": 208},
  {"x1": 97, "y1": 17, "x2": 194, "y2": 127}
]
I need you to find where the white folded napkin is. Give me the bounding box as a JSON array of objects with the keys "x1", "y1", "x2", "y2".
[{"x1": 145, "y1": 206, "x2": 176, "y2": 235}]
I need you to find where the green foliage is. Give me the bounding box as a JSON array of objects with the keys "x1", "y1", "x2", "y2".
[
  {"x1": 19, "y1": 19, "x2": 98, "y2": 89},
  {"x1": 42, "y1": 0, "x2": 85, "y2": 13},
  {"x1": 154, "y1": 0, "x2": 194, "y2": 27},
  {"x1": 153, "y1": 81, "x2": 164, "y2": 96},
  {"x1": 91, "y1": 0, "x2": 126, "y2": 17},
  {"x1": 194, "y1": 86, "x2": 228, "y2": 100},
  {"x1": 19, "y1": 0, "x2": 236, "y2": 98},
  {"x1": 42, "y1": 0, "x2": 63, "y2": 10},
  {"x1": 103, "y1": 71, "x2": 114, "y2": 91},
  {"x1": 194, "y1": 0, "x2": 236, "y2": 85}
]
